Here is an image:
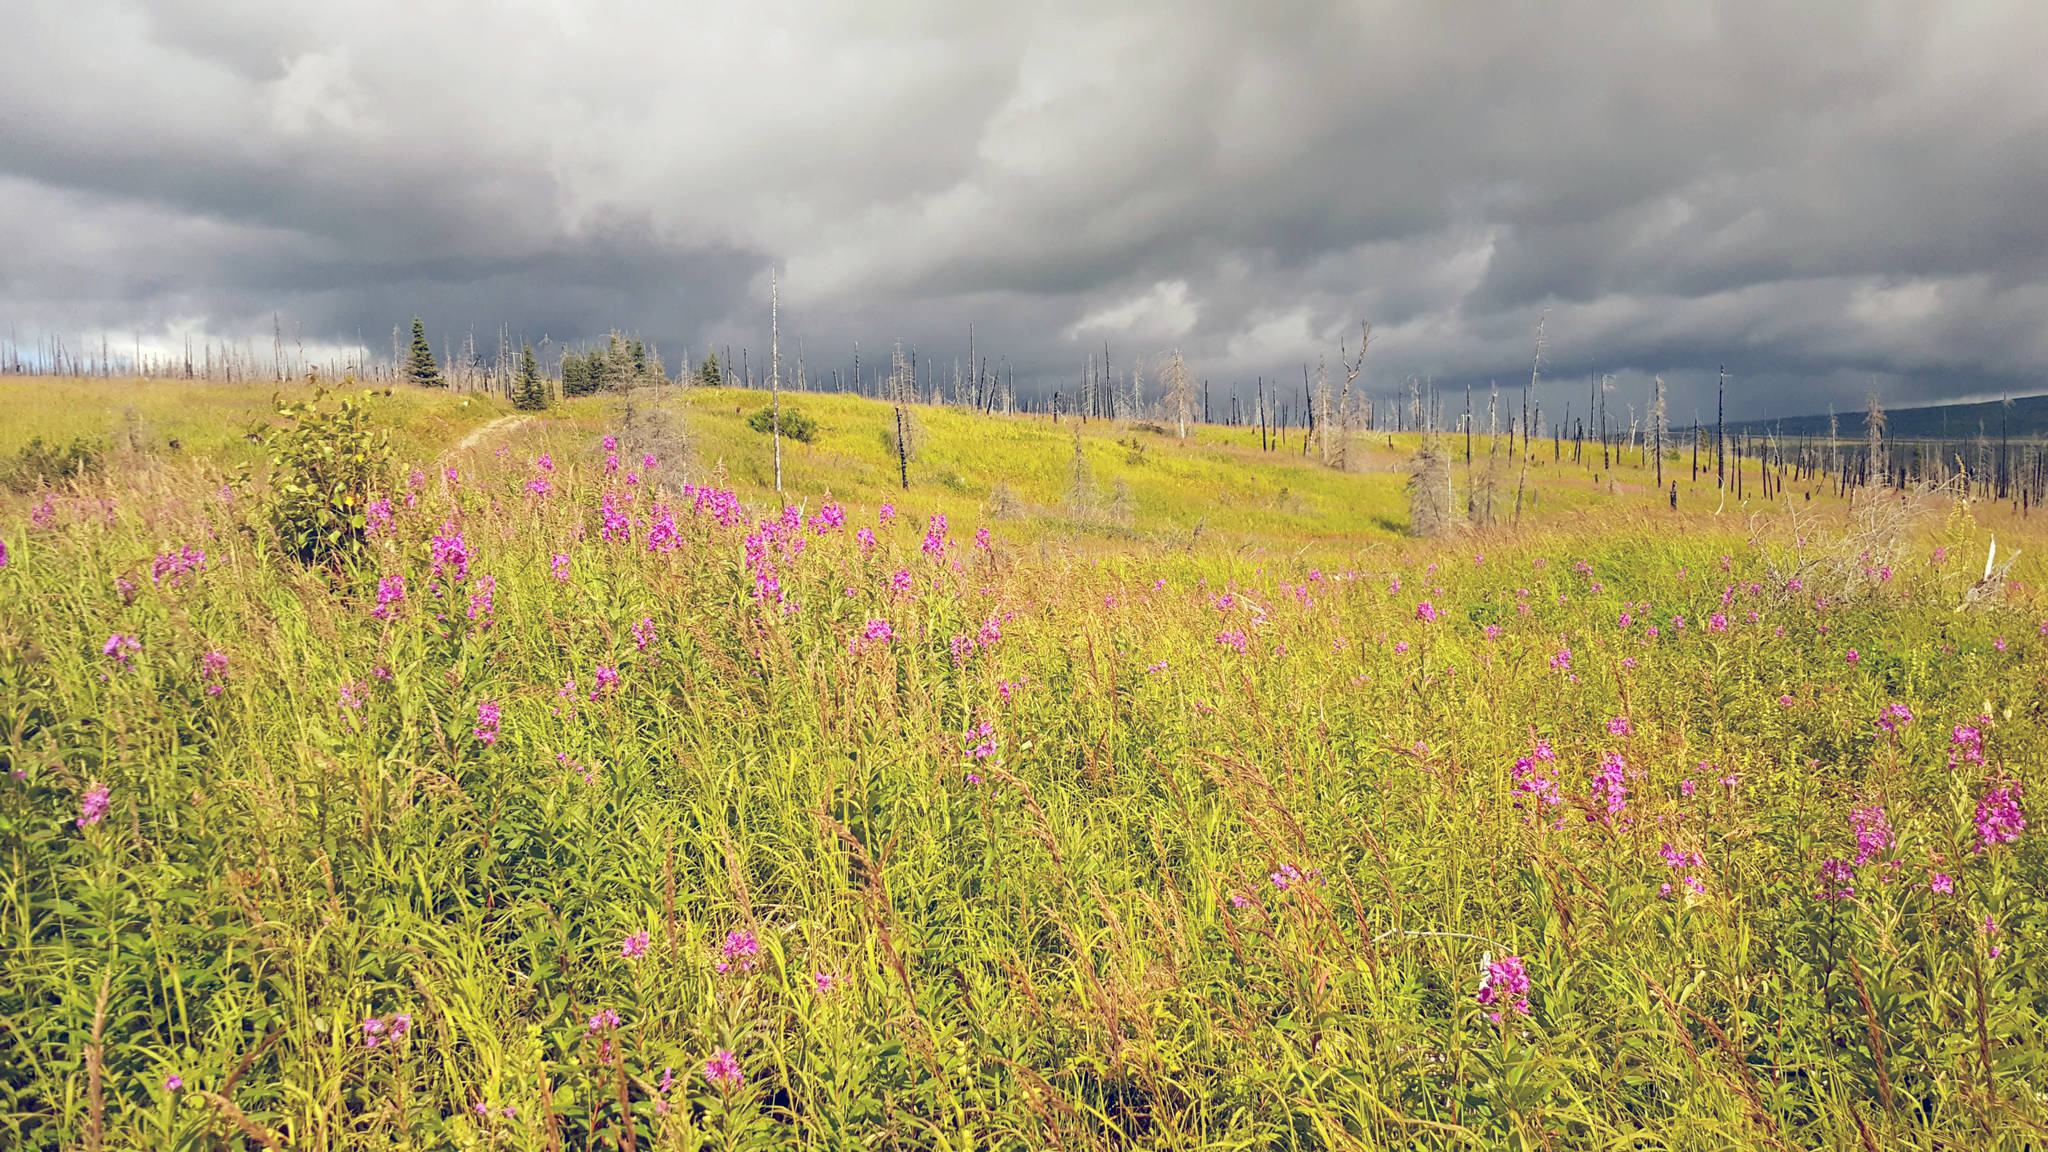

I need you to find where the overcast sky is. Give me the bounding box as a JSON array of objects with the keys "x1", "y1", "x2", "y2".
[{"x1": 3, "y1": 0, "x2": 2045, "y2": 419}]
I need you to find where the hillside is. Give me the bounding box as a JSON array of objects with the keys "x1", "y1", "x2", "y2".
[
  {"x1": 1725, "y1": 391, "x2": 2048, "y2": 441},
  {"x1": 2, "y1": 375, "x2": 2045, "y2": 1149},
  {"x1": 5, "y1": 375, "x2": 1952, "y2": 557}
]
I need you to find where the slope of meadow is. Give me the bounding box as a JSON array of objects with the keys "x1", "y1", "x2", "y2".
[{"x1": 0, "y1": 378, "x2": 2044, "y2": 1150}]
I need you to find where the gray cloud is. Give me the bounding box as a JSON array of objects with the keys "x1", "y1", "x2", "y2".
[{"x1": 2, "y1": 0, "x2": 2044, "y2": 418}]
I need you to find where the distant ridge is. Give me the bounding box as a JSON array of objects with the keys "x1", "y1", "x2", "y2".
[{"x1": 1722, "y1": 392, "x2": 2048, "y2": 440}]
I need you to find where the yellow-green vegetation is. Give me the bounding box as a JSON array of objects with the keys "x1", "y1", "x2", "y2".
[
  {"x1": 0, "y1": 376, "x2": 508, "y2": 466},
  {"x1": 1, "y1": 377, "x2": 2044, "y2": 1149}
]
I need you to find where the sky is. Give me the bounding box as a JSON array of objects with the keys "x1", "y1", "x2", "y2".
[{"x1": 2, "y1": 0, "x2": 2045, "y2": 420}]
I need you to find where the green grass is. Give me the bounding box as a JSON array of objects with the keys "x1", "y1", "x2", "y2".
[{"x1": 1, "y1": 377, "x2": 2044, "y2": 1149}]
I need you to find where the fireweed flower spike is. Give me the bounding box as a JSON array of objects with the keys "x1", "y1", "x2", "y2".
[
  {"x1": 1849, "y1": 805, "x2": 1892, "y2": 866},
  {"x1": 703, "y1": 1049, "x2": 744, "y2": 1091},
  {"x1": 1974, "y1": 785, "x2": 2025, "y2": 851},
  {"x1": 76, "y1": 783, "x2": 110, "y2": 827},
  {"x1": 472, "y1": 700, "x2": 500, "y2": 746},
  {"x1": 621, "y1": 931, "x2": 649, "y2": 960},
  {"x1": 717, "y1": 929, "x2": 760, "y2": 973},
  {"x1": 1816, "y1": 858, "x2": 1855, "y2": 900},
  {"x1": 1476, "y1": 955, "x2": 1532, "y2": 1022}
]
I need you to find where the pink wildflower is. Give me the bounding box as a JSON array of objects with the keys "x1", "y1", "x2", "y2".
[
  {"x1": 1974, "y1": 786, "x2": 2025, "y2": 852},
  {"x1": 1816, "y1": 857, "x2": 1855, "y2": 900},
  {"x1": 703, "y1": 1049, "x2": 744, "y2": 1091},
  {"x1": 372, "y1": 574, "x2": 406, "y2": 620},
  {"x1": 1849, "y1": 804, "x2": 1891, "y2": 865},
  {"x1": 76, "y1": 783, "x2": 111, "y2": 827},
  {"x1": 717, "y1": 929, "x2": 760, "y2": 974},
  {"x1": 1476, "y1": 955, "x2": 1532, "y2": 1022},
  {"x1": 472, "y1": 700, "x2": 500, "y2": 746}
]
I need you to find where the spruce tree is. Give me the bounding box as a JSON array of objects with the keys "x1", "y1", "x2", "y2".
[
  {"x1": 562, "y1": 351, "x2": 597, "y2": 398},
  {"x1": 699, "y1": 351, "x2": 722, "y2": 386},
  {"x1": 407, "y1": 317, "x2": 443, "y2": 388},
  {"x1": 512, "y1": 344, "x2": 549, "y2": 411},
  {"x1": 630, "y1": 339, "x2": 647, "y2": 378}
]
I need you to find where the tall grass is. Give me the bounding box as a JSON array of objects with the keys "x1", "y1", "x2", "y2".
[{"x1": 0, "y1": 384, "x2": 2043, "y2": 1149}]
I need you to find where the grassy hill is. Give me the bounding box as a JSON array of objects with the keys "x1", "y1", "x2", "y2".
[{"x1": 1, "y1": 375, "x2": 2044, "y2": 1149}]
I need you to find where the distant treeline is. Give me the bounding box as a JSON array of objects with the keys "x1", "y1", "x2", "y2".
[{"x1": 1724, "y1": 393, "x2": 2048, "y2": 441}]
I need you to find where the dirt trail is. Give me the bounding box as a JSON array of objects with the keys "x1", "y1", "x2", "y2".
[{"x1": 448, "y1": 413, "x2": 531, "y2": 456}]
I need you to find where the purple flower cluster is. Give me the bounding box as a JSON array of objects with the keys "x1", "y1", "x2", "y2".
[
  {"x1": 372, "y1": 574, "x2": 406, "y2": 620},
  {"x1": 1876, "y1": 702, "x2": 1913, "y2": 736},
  {"x1": 1476, "y1": 955, "x2": 1531, "y2": 1022},
  {"x1": 466, "y1": 574, "x2": 496, "y2": 628},
  {"x1": 1948, "y1": 722, "x2": 1986, "y2": 769},
  {"x1": 1974, "y1": 786, "x2": 2025, "y2": 852},
  {"x1": 717, "y1": 929, "x2": 759, "y2": 974},
  {"x1": 1216, "y1": 630, "x2": 1248, "y2": 654},
  {"x1": 1849, "y1": 804, "x2": 1892, "y2": 865},
  {"x1": 810, "y1": 502, "x2": 845, "y2": 534},
  {"x1": 1816, "y1": 857, "x2": 1855, "y2": 900},
  {"x1": 102, "y1": 633, "x2": 141, "y2": 667},
  {"x1": 681, "y1": 485, "x2": 744, "y2": 527},
  {"x1": 150, "y1": 546, "x2": 207, "y2": 587},
  {"x1": 473, "y1": 700, "x2": 500, "y2": 746},
  {"x1": 430, "y1": 525, "x2": 469, "y2": 583},
  {"x1": 1588, "y1": 752, "x2": 1629, "y2": 822},
  {"x1": 645, "y1": 504, "x2": 678, "y2": 553},
  {"x1": 366, "y1": 497, "x2": 394, "y2": 537},
  {"x1": 200, "y1": 651, "x2": 228, "y2": 695},
  {"x1": 965, "y1": 721, "x2": 996, "y2": 759},
  {"x1": 1269, "y1": 863, "x2": 1321, "y2": 891},
  {"x1": 1510, "y1": 742, "x2": 1563, "y2": 818},
  {"x1": 600, "y1": 493, "x2": 634, "y2": 544},
  {"x1": 362, "y1": 1012, "x2": 412, "y2": 1048},
  {"x1": 621, "y1": 930, "x2": 649, "y2": 960},
  {"x1": 703, "y1": 1049, "x2": 744, "y2": 1090},
  {"x1": 77, "y1": 783, "x2": 111, "y2": 827},
  {"x1": 1657, "y1": 842, "x2": 1706, "y2": 898}
]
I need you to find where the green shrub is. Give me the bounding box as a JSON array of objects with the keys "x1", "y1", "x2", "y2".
[
  {"x1": 2, "y1": 436, "x2": 102, "y2": 492},
  {"x1": 263, "y1": 391, "x2": 392, "y2": 563},
  {"x1": 746, "y1": 406, "x2": 818, "y2": 443}
]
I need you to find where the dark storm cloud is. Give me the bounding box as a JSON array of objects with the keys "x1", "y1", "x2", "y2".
[{"x1": 1, "y1": 0, "x2": 2044, "y2": 418}]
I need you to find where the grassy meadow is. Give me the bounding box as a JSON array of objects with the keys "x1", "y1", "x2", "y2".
[{"x1": 1, "y1": 376, "x2": 2044, "y2": 1150}]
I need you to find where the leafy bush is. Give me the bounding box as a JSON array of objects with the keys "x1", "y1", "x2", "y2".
[
  {"x1": 263, "y1": 391, "x2": 392, "y2": 562},
  {"x1": 746, "y1": 406, "x2": 818, "y2": 443},
  {"x1": 1, "y1": 436, "x2": 102, "y2": 492}
]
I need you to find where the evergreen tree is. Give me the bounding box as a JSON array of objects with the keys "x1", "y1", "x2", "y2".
[
  {"x1": 630, "y1": 339, "x2": 647, "y2": 378},
  {"x1": 512, "y1": 344, "x2": 549, "y2": 411},
  {"x1": 407, "y1": 317, "x2": 443, "y2": 388},
  {"x1": 699, "y1": 351, "x2": 722, "y2": 386},
  {"x1": 562, "y1": 351, "x2": 597, "y2": 397}
]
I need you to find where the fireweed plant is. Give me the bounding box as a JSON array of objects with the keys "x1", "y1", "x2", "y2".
[{"x1": 0, "y1": 407, "x2": 2043, "y2": 1150}]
